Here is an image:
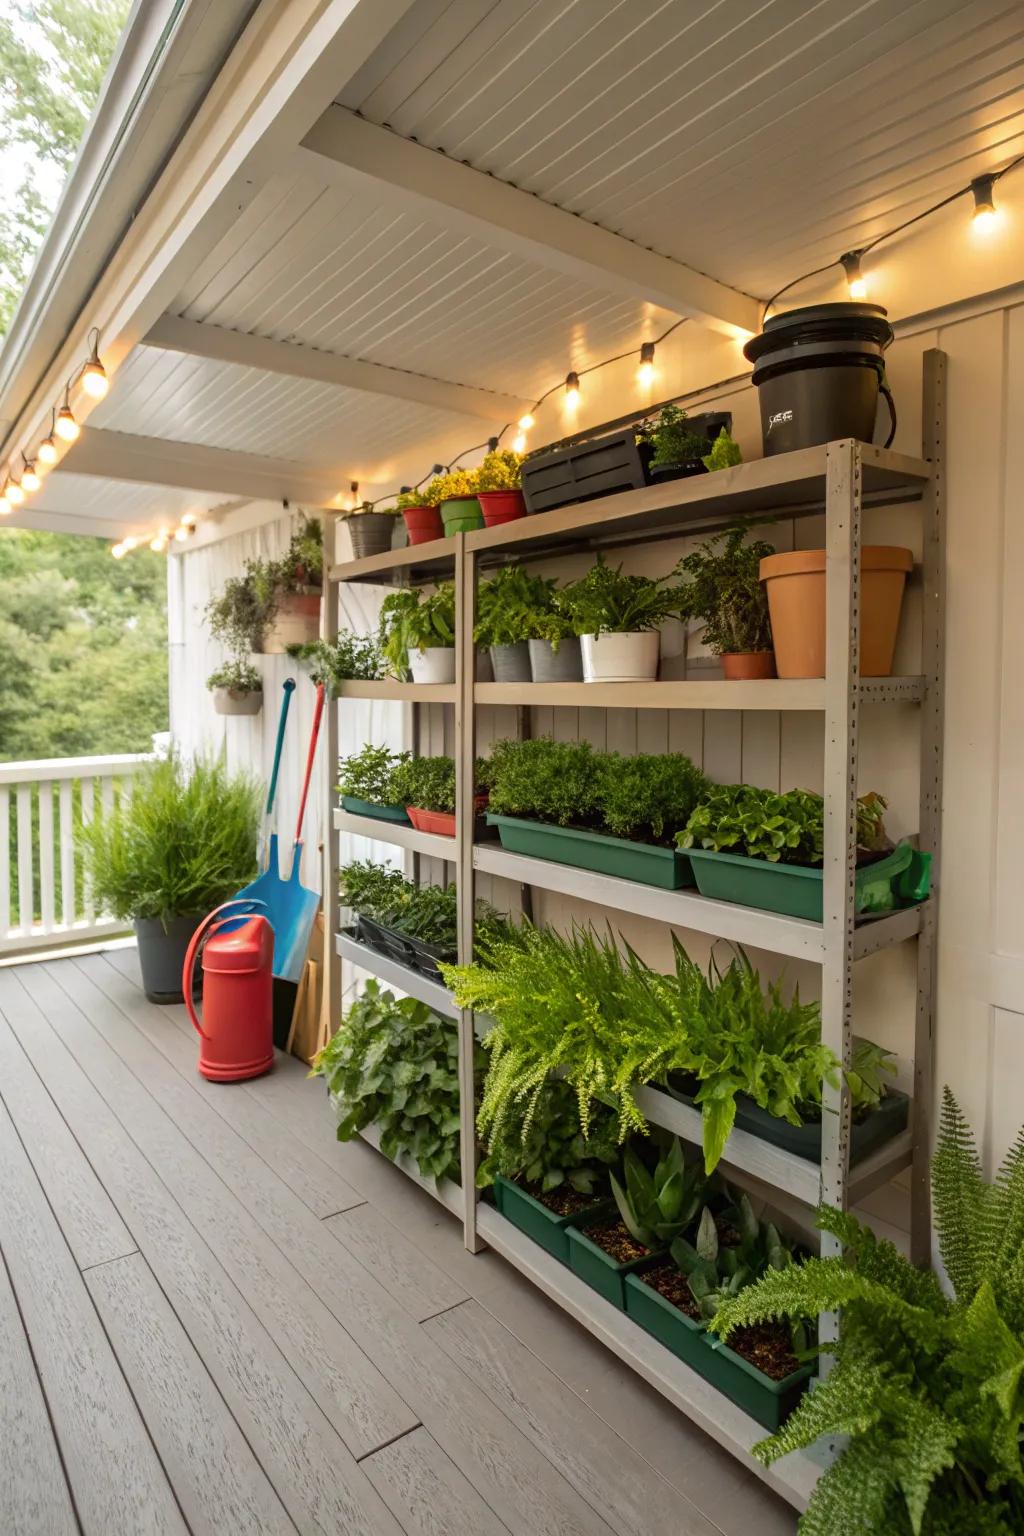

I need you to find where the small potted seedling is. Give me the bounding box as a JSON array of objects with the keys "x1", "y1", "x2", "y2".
[
  {"x1": 676, "y1": 526, "x2": 777, "y2": 680},
  {"x1": 379, "y1": 583, "x2": 457, "y2": 684},
  {"x1": 702, "y1": 426, "x2": 743, "y2": 472},
  {"x1": 645, "y1": 405, "x2": 712, "y2": 483},
  {"x1": 207, "y1": 658, "x2": 263, "y2": 715},
  {"x1": 554, "y1": 555, "x2": 684, "y2": 682},
  {"x1": 474, "y1": 448, "x2": 526, "y2": 526},
  {"x1": 341, "y1": 502, "x2": 397, "y2": 559}
]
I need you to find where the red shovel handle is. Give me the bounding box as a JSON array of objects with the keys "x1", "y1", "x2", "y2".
[
  {"x1": 182, "y1": 899, "x2": 266, "y2": 1038},
  {"x1": 294, "y1": 682, "x2": 325, "y2": 844}
]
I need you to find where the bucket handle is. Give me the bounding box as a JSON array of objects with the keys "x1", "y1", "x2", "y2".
[
  {"x1": 182, "y1": 899, "x2": 267, "y2": 1039},
  {"x1": 879, "y1": 381, "x2": 897, "y2": 449}
]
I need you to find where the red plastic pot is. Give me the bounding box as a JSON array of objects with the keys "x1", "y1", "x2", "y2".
[
  {"x1": 478, "y1": 489, "x2": 526, "y2": 526},
  {"x1": 406, "y1": 794, "x2": 488, "y2": 839},
  {"x1": 402, "y1": 504, "x2": 444, "y2": 544}
]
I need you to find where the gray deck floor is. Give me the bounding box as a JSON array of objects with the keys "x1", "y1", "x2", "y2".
[{"x1": 0, "y1": 948, "x2": 796, "y2": 1536}]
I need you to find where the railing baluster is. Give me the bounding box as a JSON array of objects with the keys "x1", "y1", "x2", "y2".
[
  {"x1": 38, "y1": 782, "x2": 55, "y2": 934},
  {"x1": 80, "y1": 776, "x2": 95, "y2": 925},
  {"x1": 0, "y1": 787, "x2": 10, "y2": 940},
  {"x1": 16, "y1": 785, "x2": 33, "y2": 935},
  {"x1": 59, "y1": 780, "x2": 74, "y2": 930}
]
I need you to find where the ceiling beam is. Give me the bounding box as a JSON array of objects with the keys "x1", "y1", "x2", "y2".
[
  {"x1": 2, "y1": 508, "x2": 128, "y2": 540},
  {"x1": 63, "y1": 427, "x2": 356, "y2": 507},
  {"x1": 299, "y1": 107, "x2": 761, "y2": 338},
  {"x1": 142, "y1": 313, "x2": 532, "y2": 421}
]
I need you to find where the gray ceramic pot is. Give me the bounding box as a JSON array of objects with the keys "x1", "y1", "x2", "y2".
[
  {"x1": 348, "y1": 513, "x2": 395, "y2": 558},
  {"x1": 529, "y1": 636, "x2": 583, "y2": 682},
  {"x1": 134, "y1": 914, "x2": 205, "y2": 1003},
  {"x1": 490, "y1": 642, "x2": 531, "y2": 682}
]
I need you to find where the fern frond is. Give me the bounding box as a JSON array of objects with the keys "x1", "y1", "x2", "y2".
[
  {"x1": 797, "y1": 1428, "x2": 909, "y2": 1536},
  {"x1": 817, "y1": 1204, "x2": 949, "y2": 1312},
  {"x1": 753, "y1": 1356, "x2": 889, "y2": 1462},
  {"x1": 932, "y1": 1086, "x2": 987, "y2": 1301}
]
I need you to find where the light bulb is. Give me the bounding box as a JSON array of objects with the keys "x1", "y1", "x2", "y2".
[
  {"x1": 55, "y1": 404, "x2": 79, "y2": 441},
  {"x1": 564, "y1": 371, "x2": 580, "y2": 411},
  {"x1": 21, "y1": 462, "x2": 40, "y2": 493},
  {"x1": 517, "y1": 413, "x2": 535, "y2": 431},
  {"x1": 512, "y1": 432, "x2": 527, "y2": 454},
  {"x1": 180, "y1": 511, "x2": 198, "y2": 529},
  {"x1": 149, "y1": 534, "x2": 166, "y2": 553},
  {"x1": 840, "y1": 251, "x2": 867, "y2": 300},
  {"x1": 81, "y1": 359, "x2": 108, "y2": 398},
  {"x1": 174, "y1": 527, "x2": 188, "y2": 542},
  {"x1": 636, "y1": 341, "x2": 656, "y2": 389},
  {"x1": 7, "y1": 478, "x2": 24, "y2": 505},
  {"x1": 122, "y1": 536, "x2": 139, "y2": 551},
  {"x1": 111, "y1": 542, "x2": 126, "y2": 559},
  {"x1": 38, "y1": 435, "x2": 57, "y2": 466},
  {"x1": 971, "y1": 174, "x2": 999, "y2": 233}
]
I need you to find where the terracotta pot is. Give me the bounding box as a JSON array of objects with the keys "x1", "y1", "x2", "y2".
[
  {"x1": 402, "y1": 505, "x2": 443, "y2": 544},
  {"x1": 722, "y1": 651, "x2": 776, "y2": 681},
  {"x1": 261, "y1": 590, "x2": 321, "y2": 654},
  {"x1": 478, "y1": 489, "x2": 526, "y2": 525},
  {"x1": 406, "y1": 795, "x2": 488, "y2": 838},
  {"x1": 760, "y1": 547, "x2": 913, "y2": 678}
]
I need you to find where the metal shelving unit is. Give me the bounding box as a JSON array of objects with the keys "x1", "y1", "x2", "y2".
[{"x1": 322, "y1": 351, "x2": 946, "y2": 1511}]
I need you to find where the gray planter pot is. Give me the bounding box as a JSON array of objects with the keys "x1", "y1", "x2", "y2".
[
  {"x1": 213, "y1": 686, "x2": 263, "y2": 716},
  {"x1": 348, "y1": 513, "x2": 395, "y2": 559},
  {"x1": 529, "y1": 636, "x2": 583, "y2": 682},
  {"x1": 490, "y1": 642, "x2": 531, "y2": 682},
  {"x1": 134, "y1": 914, "x2": 205, "y2": 1004}
]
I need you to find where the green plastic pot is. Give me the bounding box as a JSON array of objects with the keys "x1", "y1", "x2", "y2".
[
  {"x1": 494, "y1": 1176, "x2": 613, "y2": 1265},
  {"x1": 439, "y1": 496, "x2": 484, "y2": 532},
  {"x1": 340, "y1": 794, "x2": 411, "y2": 824},
  {"x1": 623, "y1": 1271, "x2": 707, "y2": 1368},
  {"x1": 685, "y1": 841, "x2": 931, "y2": 921},
  {"x1": 486, "y1": 813, "x2": 695, "y2": 890},
  {"x1": 696, "y1": 1334, "x2": 814, "y2": 1431},
  {"x1": 566, "y1": 1222, "x2": 662, "y2": 1310}
]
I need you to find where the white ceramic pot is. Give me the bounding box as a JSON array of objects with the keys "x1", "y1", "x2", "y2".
[
  {"x1": 409, "y1": 646, "x2": 456, "y2": 684},
  {"x1": 581, "y1": 631, "x2": 660, "y2": 683},
  {"x1": 213, "y1": 687, "x2": 263, "y2": 716}
]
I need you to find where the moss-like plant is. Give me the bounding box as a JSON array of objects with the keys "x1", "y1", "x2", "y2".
[
  {"x1": 702, "y1": 427, "x2": 743, "y2": 472},
  {"x1": 206, "y1": 658, "x2": 262, "y2": 693},
  {"x1": 646, "y1": 404, "x2": 712, "y2": 468},
  {"x1": 676, "y1": 526, "x2": 774, "y2": 656},
  {"x1": 337, "y1": 744, "x2": 409, "y2": 805},
  {"x1": 473, "y1": 449, "x2": 523, "y2": 492},
  {"x1": 389, "y1": 754, "x2": 495, "y2": 813}
]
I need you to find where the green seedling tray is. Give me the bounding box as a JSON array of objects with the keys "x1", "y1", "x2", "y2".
[
  {"x1": 696, "y1": 1334, "x2": 814, "y2": 1432},
  {"x1": 623, "y1": 1271, "x2": 707, "y2": 1368},
  {"x1": 494, "y1": 1176, "x2": 613, "y2": 1265},
  {"x1": 341, "y1": 795, "x2": 411, "y2": 824},
  {"x1": 486, "y1": 814, "x2": 695, "y2": 890},
  {"x1": 566, "y1": 1223, "x2": 662, "y2": 1311},
  {"x1": 685, "y1": 841, "x2": 931, "y2": 922}
]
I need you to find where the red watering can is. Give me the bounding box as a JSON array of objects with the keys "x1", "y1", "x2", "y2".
[{"x1": 182, "y1": 900, "x2": 275, "y2": 1082}]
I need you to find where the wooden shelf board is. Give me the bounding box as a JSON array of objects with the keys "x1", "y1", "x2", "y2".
[
  {"x1": 336, "y1": 680, "x2": 456, "y2": 703},
  {"x1": 475, "y1": 677, "x2": 924, "y2": 710},
  {"x1": 334, "y1": 808, "x2": 457, "y2": 862},
  {"x1": 334, "y1": 930, "x2": 459, "y2": 1019},
  {"x1": 329, "y1": 535, "x2": 457, "y2": 585}
]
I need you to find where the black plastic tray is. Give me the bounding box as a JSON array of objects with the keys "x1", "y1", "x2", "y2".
[{"x1": 664, "y1": 1076, "x2": 910, "y2": 1164}]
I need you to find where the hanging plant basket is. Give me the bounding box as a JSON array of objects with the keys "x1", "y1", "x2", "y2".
[
  {"x1": 212, "y1": 687, "x2": 263, "y2": 716},
  {"x1": 261, "y1": 590, "x2": 321, "y2": 654}
]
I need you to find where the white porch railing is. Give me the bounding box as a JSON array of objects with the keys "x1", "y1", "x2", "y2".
[{"x1": 0, "y1": 754, "x2": 152, "y2": 957}]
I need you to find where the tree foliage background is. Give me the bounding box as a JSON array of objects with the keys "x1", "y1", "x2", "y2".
[{"x1": 0, "y1": 2, "x2": 168, "y2": 764}]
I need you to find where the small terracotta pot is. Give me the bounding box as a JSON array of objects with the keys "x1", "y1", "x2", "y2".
[
  {"x1": 261, "y1": 590, "x2": 321, "y2": 653},
  {"x1": 402, "y1": 505, "x2": 443, "y2": 544},
  {"x1": 722, "y1": 651, "x2": 776, "y2": 681},
  {"x1": 760, "y1": 546, "x2": 913, "y2": 678},
  {"x1": 478, "y1": 489, "x2": 526, "y2": 525},
  {"x1": 406, "y1": 795, "x2": 488, "y2": 838}
]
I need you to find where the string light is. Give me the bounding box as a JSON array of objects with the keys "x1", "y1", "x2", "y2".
[
  {"x1": 122, "y1": 536, "x2": 139, "y2": 551},
  {"x1": 636, "y1": 340, "x2": 656, "y2": 388},
  {"x1": 970, "y1": 174, "x2": 999, "y2": 233},
  {"x1": 840, "y1": 251, "x2": 867, "y2": 300},
  {"x1": 38, "y1": 412, "x2": 58, "y2": 466},
  {"x1": 517, "y1": 413, "x2": 535, "y2": 431},
  {"x1": 180, "y1": 511, "x2": 198, "y2": 529},
  {"x1": 512, "y1": 431, "x2": 527, "y2": 453},
  {"x1": 20, "y1": 457, "x2": 40, "y2": 493},
  {"x1": 111, "y1": 542, "x2": 126, "y2": 559},
  {"x1": 0, "y1": 484, "x2": 11, "y2": 515},
  {"x1": 564, "y1": 371, "x2": 580, "y2": 411},
  {"x1": 81, "y1": 330, "x2": 109, "y2": 399},
  {"x1": 55, "y1": 387, "x2": 79, "y2": 442},
  {"x1": 6, "y1": 474, "x2": 24, "y2": 505},
  {"x1": 149, "y1": 533, "x2": 167, "y2": 553}
]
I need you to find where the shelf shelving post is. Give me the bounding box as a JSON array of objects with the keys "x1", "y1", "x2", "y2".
[{"x1": 455, "y1": 535, "x2": 484, "y2": 1251}]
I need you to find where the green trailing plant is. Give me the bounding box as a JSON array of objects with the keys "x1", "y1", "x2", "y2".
[
  {"x1": 476, "y1": 1075, "x2": 619, "y2": 1195},
  {"x1": 595, "y1": 751, "x2": 707, "y2": 845},
  {"x1": 710, "y1": 1089, "x2": 1024, "y2": 1535},
  {"x1": 645, "y1": 404, "x2": 712, "y2": 468},
  {"x1": 702, "y1": 426, "x2": 743, "y2": 472},
  {"x1": 676, "y1": 526, "x2": 775, "y2": 656},
  {"x1": 389, "y1": 755, "x2": 496, "y2": 813},
  {"x1": 473, "y1": 449, "x2": 523, "y2": 492},
  {"x1": 474, "y1": 564, "x2": 557, "y2": 648},
  {"x1": 379, "y1": 583, "x2": 456, "y2": 677},
  {"x1": 551, "y1": 554, "x2": 685, "y2": 637},
  {"x1": 337, "y1": 744, "x2": 409, "y2": 806},
  {"x1": 287, "y1": 631, "x2": 382, "y2": 688},
  {"x1": 679, "y1": 784, "x2": 890, "y2": 866},
  {"x1": 313, "y1": 981, "x2": 467, "y2": 1182},
  {"x1": 486, "y1": 736, "x2": 601, "y2": 827},
  {"x1": 206, "y1": 658, "x2": 262, "y2": 693},
  {"x1": 205, "y1": 518, "x2": 323, "y2": 653},
  {"x1": 611, "y1": 1136, "x2": 710, "y2": 1250},
  {"x1": 76, "y1": 752, "x2": 260, "y2": 925}
]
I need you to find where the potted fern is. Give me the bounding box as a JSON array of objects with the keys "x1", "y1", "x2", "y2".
[
  {"x1": 340, "y1": 502, "x2": 396, "y2": 560},
  {"x1": 553, "y1": 555, "x2": 685, "y2": 682},
  {"x1": 676, "y1": 526, "x2": 777, "y2": 680},
  {"x1": 645, "y1": 404, "x2": 712, "y2": 483},
  {"x1": 207, "y1": 658, "x2": 263, "y2": 716},
  {"x1": 379, "y1": 583, "x2": 457, "y2": 684},
  {"x1": 474, "y1": 448, "x2": 526, "y2": 526}
]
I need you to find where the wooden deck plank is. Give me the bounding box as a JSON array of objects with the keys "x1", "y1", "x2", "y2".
[
  {"x1": 0, "y1": 970, "x2": 404, "y2": 1536},
  {"x1": 0, "y1": 1016, "x2": 135, "y2": 1271},
  {"x1": 364, "y1": 1427, "x2": 512, "y2": 1536},
  {"x1": 325, "y1": 1204, "x2": 470, "y2": 1323},
  {"x1": 82, "y1": 954, "x2": 364, "y2": 1219},
  {"x1": 427, "y1": 1301, "x2": 725, "y2": 1536},
  {"x1": 32, "y1": 968, "x2": 618, "y2": 1536},
  {"x1": 0, "y1": 1247, "x2": 78, "y2": 1536},
  {"x1": 85, "y1": 1252, "x2": 296, "y2": 1536},
  {"x1": 0, "y1": 1093, "x2": 186, "y2": 1536},
  {"x1": 30, "y1": 961, "x2": 416, "y2": 1461}
]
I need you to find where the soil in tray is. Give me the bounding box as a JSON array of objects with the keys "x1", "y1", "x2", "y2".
[
  {"x1": 637, "y1": 1264, "x2": 703, "y2": 1321},
  {"x1": 522, "y1": 1183, "x2": 603, "y2": 1218},
  {"x1": 581, "y1": 1219, "x2": 652, "y2": 1265},
  {"x1": 724, "y1": 1321, "x2": 802, "y2": 1382}
]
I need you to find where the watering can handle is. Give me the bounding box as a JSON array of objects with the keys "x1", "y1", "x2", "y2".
[
  {"x1": 294, "y1": 683, "x2": 325, "y2": 844},
  {"x1": 182, "y1": 899, "x2": 267, "y2": 1039}
]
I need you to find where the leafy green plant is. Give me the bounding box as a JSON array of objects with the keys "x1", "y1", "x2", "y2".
[
  {"x1": 679, "y1": 784, "x2": 890, "y2": 866},
  {"x1": 474, "y1": 564, "x2": 557, "y2": 647},
  {"x1": 312, "y1": 981, "x2": 466, "y2": 1182},
  {"x1": 286, "y1": 631, "x2": 382, "y2": 688},
  {"x1": 473, "y1": 449, "x2": 523, "y2": 492},
  {"x1": 671, "y1": 1196, "x2": 800, "y2": 1321},
  {"x1": 337, "y1": 744, "x2": 409, "y2": 805},
  {"x1": 710, "y1": 1090, "x2": 1024, "y2": 1535},
  {"x1": 206, "y1": 658, "x2": 262, "y2": 693},
  {"x1": 702, "y1": 427, "x2": 743, "y2": 472},
  {"x1": 389, "y1": 755, "x2": 495, "y2": 813},
  {"x1": 676, "y1": 526, "x2": 775, "y2": 656},
  {"x1": 645, "y1": 404, "x2": 712, "y2": 468},
  {"x1": 341, "y1": 860, "x2": 505, "y2": 951},
  {"x1": 485, "y1": 736, "x2": 601, "y2": 827},
  {"x1": 205, "y1": 518, "x2": 323, "y2": 653},
  {"x1": 596, "y1": 751, "x2": 707, "y2": 845},
  {"x1": 379, "y1": 583, "x2": 456, "y2": 677},
  {"x1": 611, "y1": 1137, "x2": 709, "y2": 1249},
  {"x1": 476, "y1": 1075, "x2": 619, "y2": 1195},
  {"x1": 551, "y1": 555, "x2": 685, "y2": 637},
  {"x1": 77, "y1": 752, "x2": 260, "y2": 924}
]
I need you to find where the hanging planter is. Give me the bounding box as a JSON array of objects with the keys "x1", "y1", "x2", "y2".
[
  {"x1": 528, "y1": 636, "x2": 583, "y2": 682},
  {"x1": 486, "y1": 813, "x2": 695, "y2": 890},
  {"x1": 207, "y1": 660, "x2": 263, "y2": 715},
  {"x1": 401, "y1": 504, "x2": 444, "y2": 545},
  {"x1": 344, "y1": 510, "x2": 396, "y2": 559},
  {"x1": 760, "y1": 546, "x2": 913, "y2": 678},
  {"x1": 212, "y1": 686, "x2": 263, "y2": 716},
  {"x1": 262, "y1": 590, "x2": 321, "y2": 654},
  {"x1": 581, "y1": 631, "x2": 659, "y2": 682}
]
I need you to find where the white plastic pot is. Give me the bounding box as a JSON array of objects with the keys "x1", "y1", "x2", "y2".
[
  {"x1": 409, "y1": 646, "x2": 456, "y2": 684},
  {"x1": 581, "y1": 631, "x2": 660, "y2": 683}
]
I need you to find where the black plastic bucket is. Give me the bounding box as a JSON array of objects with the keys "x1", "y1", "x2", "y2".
[{"x1": 744, "y1": 302, "x2": 895, "y2": 456}]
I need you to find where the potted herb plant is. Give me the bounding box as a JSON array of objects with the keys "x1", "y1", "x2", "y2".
[
  {"x1": 204, "y1": 516, "x2": 324, "y2": 656},
  {"x1": 645, "y1": 404, "x2": 713, "y2": 483},
  {"x1": 207, "y1": 658, "x2": 263, "y2": 715},
  {"x1": 379, "y1": 582, "x2": 457, "y2": 683},
  {"x1": 341, "y1": 860, "x2": 504, "y2": 983},
  {"x1": 287, "y1": 629, "x2": 382, "y2": 691},
  {"x1": 474, "y1": 564, "x2": 556, "y2": 681},
  {"x1": 421, "y1": 469, "x2": 483, "y2": 535},
  {"x1": 529, "y1": 604, "x2": 583, "y2": 681},
  {"x1": 389, "y1": 754, "x2": 493, "y2": 838},
  {"x1": 474, "y1": 448, "x2": 526, "y2": 526},
  {"x1": 337, "y1": 744, "x2": 411, "y2": 822},
  {"x1": 678, "y1": 784, "x2": 932, "y2": 921},
  {"x1": 702, "y1": 426, "x2": 742, "y2": 472},
  {"x1": 395, "y1": 488, "x2": 443, "y2": 546},
  {"x1": 553, "y1": 555, "x2": 685, "y2": 682},
  {"x1": 76, "y1": 753, "x2": 260, "y2": 1002},
  {"x1": 676, "y1": 526, "x2": 776, "y2": 680},
  {"x1": 340, "y1": 502, "x2": 396, "y2": 560}
]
